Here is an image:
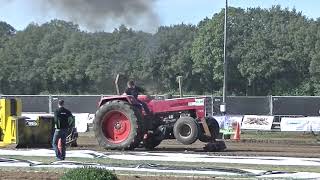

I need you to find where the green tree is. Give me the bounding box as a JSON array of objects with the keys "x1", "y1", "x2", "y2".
[
  {"x1": 309, "y1": 19, "x2": 320, "y2": 95},
  {"x1": 192, "y1": 8, "x2": 246, "y2": 95},
  {"x1": 237, "y1": 6, "x2": 314, "y2": 95},
  {"x1": 0, "y1": 6, "x2": 319, "y2": 95},
  {"x1": 143, "y1": 24, "x2": 197, "y2": 94},
  {"x1": 0, "y1": 21, "x2": 15, "y2": 48}
]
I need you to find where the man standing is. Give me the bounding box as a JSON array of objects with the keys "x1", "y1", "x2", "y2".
[{"x1": 52, "y1": 99, "x2": 73, "y2": 160}]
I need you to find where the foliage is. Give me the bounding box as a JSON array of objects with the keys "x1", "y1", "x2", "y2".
[
  {"x1": 60, "y1": 167, "x2": 118, "y2": 180},
  {"x1": 0, "y1": 6, "x2": 320, "y2": 96}
]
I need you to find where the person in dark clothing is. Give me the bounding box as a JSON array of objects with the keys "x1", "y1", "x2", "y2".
[
  {"x1": 124, "y1": 80, "x2": 151, "y2": 114},
  {"x1": 52, "y1": 99, "x2": 74, "y2": 160}
]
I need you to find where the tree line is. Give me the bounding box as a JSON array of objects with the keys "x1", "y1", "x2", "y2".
[{"x1": 1, "y1": 6, "x2": 320, "y2": 96}]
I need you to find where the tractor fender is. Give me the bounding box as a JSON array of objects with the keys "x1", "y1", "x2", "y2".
[{"x1": 98, "y1": 95, "x2": 138, "y2": 107}]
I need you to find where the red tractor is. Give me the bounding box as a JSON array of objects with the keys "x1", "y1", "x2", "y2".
[{"x1": 93, "y1": 95, "x2": 225, "y2": 151}]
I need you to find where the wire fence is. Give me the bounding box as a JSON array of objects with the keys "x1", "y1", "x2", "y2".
[{"x1": 1, "y1": 95, "x2": 320, "y2": 116}]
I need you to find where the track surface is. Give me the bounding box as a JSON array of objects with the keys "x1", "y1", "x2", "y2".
[
  {"x1": 75, "y1": 132, "x2": 320, "y2": 158},
  {"x1": 1, "y1": 132, "x2": 319, "y2": 179}
]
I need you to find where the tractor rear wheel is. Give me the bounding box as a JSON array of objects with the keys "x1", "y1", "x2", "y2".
[
  {"x1": 93, "y1": 100, "x2": 143, "y2": 150},
  {"x1": 173, "y1": 116, "x2": 199, "y2": 145}
]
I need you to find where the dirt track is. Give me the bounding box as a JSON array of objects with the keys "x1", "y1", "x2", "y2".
[
  {"x1": 1, "y1": 132, "x2": 320, "y2": 179},
  {"x1": 74, "y1": 132, "x2": 320, "y2": 158}
]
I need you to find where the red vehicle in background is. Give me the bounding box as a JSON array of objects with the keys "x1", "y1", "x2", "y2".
[{"x1": 93, "y1": 95, "x2": 225, "y2": 151}]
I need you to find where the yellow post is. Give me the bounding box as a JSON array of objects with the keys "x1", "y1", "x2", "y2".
[
  {"x1": 0, "y1": 98, "x2": 20, "y2": 147},
  {"x1": 0, "y1": 99, "x2": 7, "y2": 145}
]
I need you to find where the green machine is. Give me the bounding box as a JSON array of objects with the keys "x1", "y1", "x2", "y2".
[{"x1": 16, "y1": 115, "x2": 55, "y2": 148}]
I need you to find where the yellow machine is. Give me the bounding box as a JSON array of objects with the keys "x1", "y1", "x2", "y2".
[{"x1": 0, "y1": 98, "x2": 21, "y2": 147}]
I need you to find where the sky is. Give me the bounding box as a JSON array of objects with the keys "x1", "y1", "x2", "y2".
[{"x1": 0, "y1": 0, "x2": 320, "y2": 32}]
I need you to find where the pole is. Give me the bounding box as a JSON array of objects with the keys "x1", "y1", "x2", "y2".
[
  {"x1": 49, "y1": 95, "x2": 52, "y2": 114},
  {"x1": 177, "y1": 76, "x2": 183, "y2": 98},
  {"x1": 221, "y1": 0, "x2": 228, "y2": 114}
]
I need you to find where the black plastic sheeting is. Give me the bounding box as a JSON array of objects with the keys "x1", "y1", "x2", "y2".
[
  {"x1": 0, "y1": 95, "x2": 102, "y2": 113},
  {"x1": 2, "y1": 95, "x2": 49, "y2": 113},
  {"x1": 212, "y1": 96, "x2": 270, "y2": 115},
  {"x1": 51, "y1": 95, "x2": 102, "y2": 113},
  {"x1": 272, "y1": 96, "x2": 320, "y2": 116}
]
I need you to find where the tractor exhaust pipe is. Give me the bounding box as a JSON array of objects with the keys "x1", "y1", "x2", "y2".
[{"x1": 115, "y1": 74, "x2": 120, "y2": 95}]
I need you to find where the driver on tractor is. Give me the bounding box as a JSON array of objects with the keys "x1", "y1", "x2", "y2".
[{"x1": 123, "y1": 80, "x2": 151, "y2": 115}]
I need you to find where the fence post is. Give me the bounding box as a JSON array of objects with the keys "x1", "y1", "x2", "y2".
[
  {"x1": 48, "y1": 95, "x2": 52, "y2": 114},
  {"x1": 211, "y1": 94, "x2": 214, "y2": 116},
  {"x1": 269, "y1": 95, "x2": 273, "y2": 115}
]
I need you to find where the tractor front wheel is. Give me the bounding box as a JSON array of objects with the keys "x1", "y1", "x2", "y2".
[
  {"x1": 93, "y1": 100, "x2": 143, "y2": 150},
  {"x1": 173, "y1": 116, "x2": 199, "y2": 145}
]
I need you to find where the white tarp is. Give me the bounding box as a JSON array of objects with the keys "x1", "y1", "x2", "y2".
[
  {"x1": 1, "y1": 149, "x2": 320, "y2": 178},
  {"x1": 73, "y1": 113, "x2": 90, "y2": 132},
  {"x1": 281, "y1": 117, "x2": 320, "y2": 132},
  {"x1": 1, "y1": 149, "x2": 320, "y2": 167},
  {"x1": 241, "y1": 115, "x2": 274, "y2": 130}
]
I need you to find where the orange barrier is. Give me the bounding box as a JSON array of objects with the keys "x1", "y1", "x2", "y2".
[{"x1": 233, "y1": 122, "x2": 241, "y2": 141}]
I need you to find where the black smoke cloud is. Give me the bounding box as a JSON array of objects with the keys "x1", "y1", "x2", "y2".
[{"x1": 8, "y1": 0, "x2": 160, "y2": 32}]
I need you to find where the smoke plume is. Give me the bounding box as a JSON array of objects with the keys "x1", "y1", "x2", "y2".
[{"x1": 9, "y1": 0, "x2": 160, "y2": 32}]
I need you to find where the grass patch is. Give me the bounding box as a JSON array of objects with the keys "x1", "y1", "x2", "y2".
[
  {"x1": 240, "y1": 131, "x2": 319, "y2": 141},
  {"x1": 61, "y1": 167, "x2": 118, "y2": 180}
]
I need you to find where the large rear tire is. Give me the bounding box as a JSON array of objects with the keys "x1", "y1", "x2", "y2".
[
  {"x1": 93, "y1": 100, "x2": 143, "y2": 150},
  {"x1": 173, "y1": 116, "x2": 199, "y2": 145}
]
